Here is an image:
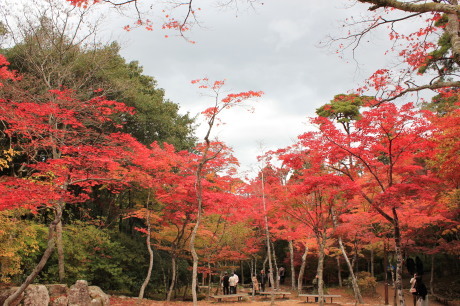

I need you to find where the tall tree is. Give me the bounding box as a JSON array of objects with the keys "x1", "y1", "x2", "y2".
[
  {"x1": 188, "y1": 78, "x2": 262, "y2": 305},
  {"x1": 297, "y1": 102, "x2": 436, "y2": 305},
  {"x1": 0, "y1": 57, "x2": 158, "y2": 304}
]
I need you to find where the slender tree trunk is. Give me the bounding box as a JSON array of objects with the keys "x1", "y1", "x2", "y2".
[
  {"x1": 158, "y1": 254, "x2": 167, "y2": 300},
  {"x1": 166, "y1": 255, "x2": 177, "y2": 301},
  {"x1": 190, "y1": 210, "x2": 201, "y2": 305},
  {"x1": 384, "y1": 240, "x2": 389, "y2": 305},
  {"x1": 316, "y1": 233, "x2": 327, "y2": 306},
  {"x1": 207, "y1": 261, "x2": 212, "y2": 299},
  {"x1": 139, "y1": 202, "x2": 154, "y2": 299},
  {"x1": 271, "y1": 240, "x2": 279, "y2": 289},
  {"x1": 352, "y1": 242, "x2": 358, "y2": 273},
  {"x1": 261, "y1": 172, "x2": 276, "y2": 306},
  {"x1": 4, "y1": 205, "x2": 62, "y2": 306},
  {"x1": 297, "y1": 244, "x2": 308, "y2": 294},
  {"x1": 241, "y1": 260, "x2": 244, "y2": 286},
  {"x1": 190, "y1": 152, "x2": 208, "y2": 305},
  {"x1": 430, "y1": 254, "x2": 435, "y2": 295},
  {"x1": 336, "y1": 256, "x2": 342, "y2": 287},
  {"x1": 56, "y1": 218, "x2": 65, "y2": 282},
  {"x1": 183, "y1": 281, "x2": 189, "y2": 301},
  {"x1": 289, "y1": 240, "x2": 296, "y2": 290},
  {"x1": 331, "y1": 207, "x2": 363, "y2": 303},
  {"x1": 393, "y1": 208, "x2": 406, "y2": 306},
  {"x1": 202, "y1": 269, "x2": 205, "y2": 286},
  {"x1": 371, "y1": 248, "x2": 375, "y2": 277},
  {"x1": 339, "y1": 238, "x2": 363, "y2": 302}
]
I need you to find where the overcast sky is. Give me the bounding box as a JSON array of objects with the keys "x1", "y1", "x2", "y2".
[{"x1": 104, "y1": 0, "x2": 392, "y2": 178}]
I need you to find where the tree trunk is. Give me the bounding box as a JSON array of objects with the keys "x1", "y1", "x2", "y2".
[
  {"x1": 393, "y1": 208, "x2": 406, "y2": 306},
  {"x1": 261, "y1": 172, "x2": 275, "y2": 306},
  {"x1": 183, "y1": 281, "x2": 189, "y2": 301},
  {"x1": 384, "y1": 240, "x2": 389, "y2": 305},
  {"x1": 271, "y1": 240, "x2": 279, "y2": 289},
  {"x1": 190, "y1": 153, "x2": 207, "y2": 305},
  {"x1": 430, "y1": 254, "x2": 435, "y2": 295},
  {"x1": 190, "y1": 212, "x2": 201, "y2": 306},
  {"x1": 289, "y1": 240, "x2": 296, "y2": 290},
  {"x1": 316, "y1": 233, "x2": 327, "y2": 306},
  {"x1": 297, "y1": 244, "x2": 309, "y2": 294},
  {"x1": 241, "y1": 260, "x2": 244, "y2": 286},
  {"x1": 352, "y1": 243, "x2": 358, "y2": 273},
  {"x1": 167, "y1": 255, "x2": 177, "y2": 301},
  {"x1": 336, "y1": 255, "x2": 342, "y2": 287},
  {"x1": 331, "y1": 207, "x2": 363, "y2": 303},
  {"x1": 371, "y1": 248, "x2": 375, "y2": 277},
  {"x1": 207, "y1": 261, "x2": 212, "y2": 299},
  {"x1": 4, "y1": 205, "x2": 62, "y2": 306},
  {"x1": 139, "y1": 206, "x2": 154, "y2": 299},
  {"x1": 339, "y1": 238, "x2": 363, "y2": 303},
  {"x1": 56, "y1": 218, "x2": 65, "y2": 282}
]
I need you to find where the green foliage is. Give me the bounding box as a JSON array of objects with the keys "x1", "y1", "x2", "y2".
[
  {"x1": 54, "y1": 223, "x2": 119, "y2": 288},
  {"x1": 418, "y1": 14, "x2": 459, "y2": 77},
  {"x1": 5, "y1": 33, "x2": 196, "y2": 150},
  {"x1": 0, "y1": 210, "x2": 46, "y2": 283},
  {"x1": 421, "y1": 92, "x2": 460, "y2": 115},
  {"x1": 316, "y1": 94, "x2": 371, "y2": 134},
  {"x1": 0, "y1": 217, "x2": 151, "y2": 294}
]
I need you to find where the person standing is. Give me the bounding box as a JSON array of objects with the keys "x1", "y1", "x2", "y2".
[
  {"x1": 410, "y1": 273, "x2": 417, "y2": 306},
  {"x1": 279, "y1": 267, "x2": 286, "y2": 285},
  {"x1": 233, "y1": 272, "x2": 239, "y2": 293},
  {"x1": 414, "y1": 275, "x2": 429, "y2": 306},
  {"x1": 229, "y1": 273, "x2": 237, "y2": 294},
  {"x1": 222, "y1": 272, "x2": 230, "y2": 295},
  {"x1": 259, "y1": 270, "x2": 267, "y2": 292}
]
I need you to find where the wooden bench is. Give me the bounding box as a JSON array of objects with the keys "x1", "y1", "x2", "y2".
[
  {"x1": 299, "y1": 294, "x2": 341, "y2": 303},
  {"x1": 209, "y1": 293, "x2": 246, "y2": 302},
  {"x1": 259, "y1": 291, "x2": 292, "y2": 299}
]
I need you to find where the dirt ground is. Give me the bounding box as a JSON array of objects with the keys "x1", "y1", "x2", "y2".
[{"x1": 109, "y1": 283, "x2": 449, "y2": 306}]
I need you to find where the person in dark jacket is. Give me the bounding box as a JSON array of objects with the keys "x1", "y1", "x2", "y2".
[
  {"x1": 221, "y1": 272, "x2": 230, "y2": 295},
  {"x1": 279, "y1": 267, "x2": 286, "y2": 285},
  {"x1": 258, "y1": 270, "x2": 268, "y2": 292},
  {"x1": 413, "y1": 275, "x2": 428, "y2": 306}
]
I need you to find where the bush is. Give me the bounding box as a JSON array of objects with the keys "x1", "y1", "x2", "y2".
[
  {"x1": 0, "y1": 211, "x2": 47, "y2": 284},
  {"x1": 343, "y1": 271, "x2": 377, "y2": 295},
  {"x1": 0, "y1": 216, "x2": 147, "y2": 294},
  {"x1": 356, "y1": 271, "x2": 377, "y2": 295}
]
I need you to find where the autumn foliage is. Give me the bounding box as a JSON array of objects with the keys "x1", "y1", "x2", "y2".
[{"x1": 2, "y1": 0, "x2": 460, "y2": 304}]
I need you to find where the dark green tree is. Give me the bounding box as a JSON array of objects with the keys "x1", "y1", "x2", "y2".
[{"x1": 316, "y1": 94, "x2": 371, "y2": 134}]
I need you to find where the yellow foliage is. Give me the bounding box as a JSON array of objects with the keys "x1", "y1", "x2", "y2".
[
  {"x1": 0, "y1": 148, "x2": 19, "y2": 170},
  {"x1": 0, "y1": 210, "x2": 42, "y2": 283}
]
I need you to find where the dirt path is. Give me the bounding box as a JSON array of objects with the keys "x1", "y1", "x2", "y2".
[{"x1": 110, "y1": 283, "x2": 442, "y2": 305}]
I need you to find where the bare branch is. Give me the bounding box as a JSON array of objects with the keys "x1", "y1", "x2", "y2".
[
  {"x1": 376, "y1": 80, "x2": 460, "y2": 104},
  {"x1": 358, "y1": 0, "x2": 460, "y2": 14}
]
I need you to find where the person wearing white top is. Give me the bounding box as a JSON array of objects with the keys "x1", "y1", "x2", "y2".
[{"x1": 229, "y1": 273, "x2": 238, "y2": 294}]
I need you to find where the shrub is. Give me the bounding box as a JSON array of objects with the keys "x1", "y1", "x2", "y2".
[{"x1": 356, "y1": 271, "x2": 377, "y2": 295}]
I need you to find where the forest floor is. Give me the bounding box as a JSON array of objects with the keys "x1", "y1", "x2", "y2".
[{"x1": 109, "y1": 282, "x2": 455, "y2": 305}]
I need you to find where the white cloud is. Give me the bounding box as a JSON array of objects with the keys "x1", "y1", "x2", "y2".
[
  {"x1": 267, "y1": 19, "x2": 308, "y2": 50},
  {"x1": 105, "y1": 0, "x2": 395, "y2": 177}
]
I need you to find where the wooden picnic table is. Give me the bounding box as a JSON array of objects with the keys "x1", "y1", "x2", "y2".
[
  {"x1": 209, "y1": 293, "x2": 247, "y2": 302},
  {"x1": 259, "y1": 291, "x2": 292, "y2": 299},
  {"x1": 298, "y1": 294, "x2": 341, "y2": 303}
]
